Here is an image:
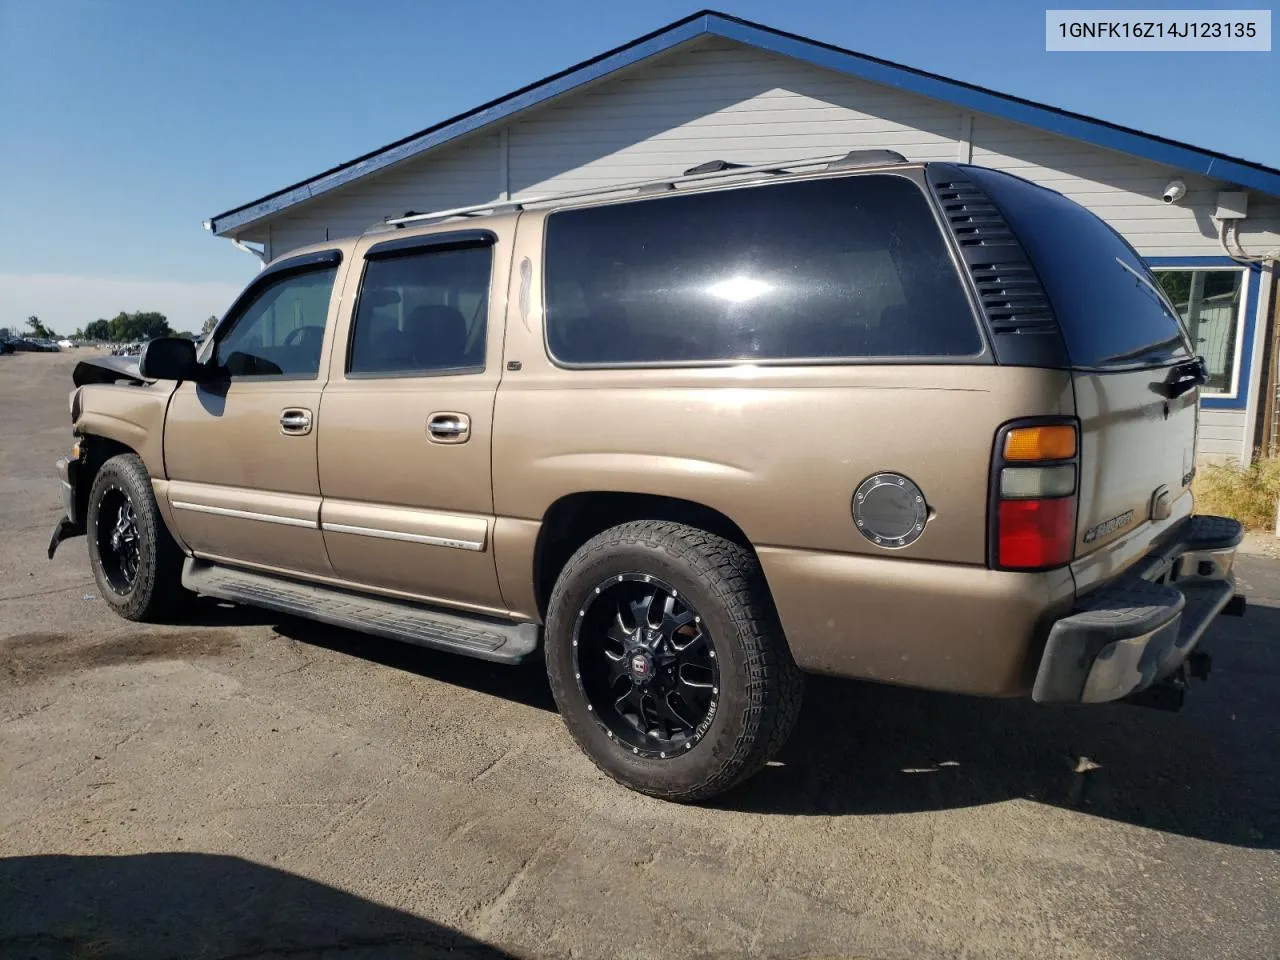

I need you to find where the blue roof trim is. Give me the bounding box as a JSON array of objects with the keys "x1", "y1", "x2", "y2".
[{"x1": 208, "y1": 10, "x2": 1280, "y2": 235}]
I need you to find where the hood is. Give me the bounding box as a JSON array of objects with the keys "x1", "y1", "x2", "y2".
[{"x1": 71, "y1": 354, "x2": 150, "y2": 387}]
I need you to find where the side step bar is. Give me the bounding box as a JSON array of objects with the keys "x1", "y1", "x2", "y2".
[{"x1": 182, "y1": 559, "x2": 539, "y2": 664}]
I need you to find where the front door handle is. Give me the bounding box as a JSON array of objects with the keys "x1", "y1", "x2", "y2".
[
  {"x1": 280, "y1": 408, "x2": 313, "y2": 436},
  {"x1": 427, "y1": 412, "x2": 470, "y2": 444}
]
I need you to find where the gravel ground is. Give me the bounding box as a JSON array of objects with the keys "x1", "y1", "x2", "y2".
[{"x1": 2, "y1": 351, "x2": 1278, "y2": 960}]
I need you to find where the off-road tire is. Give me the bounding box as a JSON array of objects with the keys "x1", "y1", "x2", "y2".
[
  {"x1": 86, "y1": 453, "x2": 190, "y2": 621},
  {"x1": 545, "y1": 520, "x2": 803, "y2": 802}
]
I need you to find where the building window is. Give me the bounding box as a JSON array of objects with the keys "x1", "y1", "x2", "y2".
[{"x1": 1152, "y1": 268, "x2": 1246, "y2": 396}]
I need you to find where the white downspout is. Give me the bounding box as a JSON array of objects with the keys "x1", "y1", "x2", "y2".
[
  {"x1": 204, "y1": 219, "x2": 268, "y2": 271},
  {"x1": 231, "y1": 239, "x2": 268, "y2": 271}
]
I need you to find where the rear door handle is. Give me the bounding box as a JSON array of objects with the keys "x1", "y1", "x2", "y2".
[
  {"x1": 1150, "y1": 358, "x2": 1208, "y2": 399},
  {"x1": 427, "y1": 412, "x2": 470, "y2": 444},
  {"x1": 280, "y1": 408, "x2": 313, "y2": 436}
]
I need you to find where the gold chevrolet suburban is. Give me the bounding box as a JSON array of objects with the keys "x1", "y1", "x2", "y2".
[{"x1": 49, "y1": 151, "x2": 1245, "y2": 801}]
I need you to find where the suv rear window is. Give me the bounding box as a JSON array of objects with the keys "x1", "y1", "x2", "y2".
[
  {"x1": 962, "y1": 167, "x2": 1191, "y2": 369},
  {"x1": 544, "y1": 174, "x2": 982, "y2": 365}
]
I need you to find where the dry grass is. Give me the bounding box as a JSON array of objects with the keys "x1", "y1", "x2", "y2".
[{"x1": 1193, "y1": 457, "x2": 1280, "y2": 531}]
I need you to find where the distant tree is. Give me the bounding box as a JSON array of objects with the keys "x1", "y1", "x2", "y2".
[
  {"x1": 202, "y1": 315, "x2": 218, "y2": 335},
  {"x1": 26, "y1": 315, "x2": 55, "y2": 339},
  {"x1": 84, "y1": 319, "x2": 111, "y2": 341},
  {"x1": 175, "y1": 331, "x2": 195, "y2": 340},
  {"x1": 73, "y1": 328, "x2": 85, "y2": 340},
  {"x1": 106, "y1": 311, "x2": 171, "y2": 342}
]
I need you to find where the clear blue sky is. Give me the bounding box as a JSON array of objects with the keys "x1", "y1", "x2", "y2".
[{"x1": 1, "y1": 0, "x2": 1276, "y2": 334}]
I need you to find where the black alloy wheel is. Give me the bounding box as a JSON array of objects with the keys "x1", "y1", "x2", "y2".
[
  {"x1": 573, "y1": 573, "x2": 719, "y2": 758},
  {"x1": 95, "y1": 486, "x2": 141, "y2": 594},
  {"x1": 86, "y1": 452, "x2": 191, "y2": 622},
  {"x1": 544, "y1": 519, "x2": 804, "y2": 801}
]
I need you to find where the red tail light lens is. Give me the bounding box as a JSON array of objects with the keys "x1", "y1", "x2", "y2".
[
  {"x1": 997, "y1": 497, "x2": 1076, "y2": 569},
  {"x1": 991, "y1": 419, "x2": 1080, "y2": 571}
]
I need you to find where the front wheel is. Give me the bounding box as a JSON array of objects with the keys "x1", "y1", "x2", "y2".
[
  {"x1": 545, "y1": 520, "x2": 802, "y2": 802},
  {"x1": 86, "y1": 453, "x2": 190, "y2": 622}
]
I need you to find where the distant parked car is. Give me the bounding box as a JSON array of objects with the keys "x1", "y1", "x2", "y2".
[
  {"x1": 57, "y1": 339, "x2": 75, "y2": 349},
  {"x1": 0, "y1": 340, "x2": 13, "y2": 355},
  {"x1": 9, "y1": 338, "x2": 57, "y2": 352}
]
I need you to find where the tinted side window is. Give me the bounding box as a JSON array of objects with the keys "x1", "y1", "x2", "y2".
[
  {"x1": 544, "y1": 175, "x2": 981, "y2": 365},
  {"x1": 963, "y1": 167, "x2": 1191, "y2": 368},
  {"x1": 215, "y1": 267, "x2": 337, "y2": 378},
  {"x1": 348, "y1": 245, "x2": 492, "y2": 376}
]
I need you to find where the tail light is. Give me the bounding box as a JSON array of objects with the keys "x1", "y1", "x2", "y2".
[{"x1": 990, "y1": 421, "x2": 1079, "y2": 570}]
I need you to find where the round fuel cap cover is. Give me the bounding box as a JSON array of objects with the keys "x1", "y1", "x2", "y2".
[{"x1": 852, "y1": 473, "x2": 928, "y2": 548}]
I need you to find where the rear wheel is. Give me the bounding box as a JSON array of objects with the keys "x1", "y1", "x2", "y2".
[
  {"x1": 545, "y1": 520, "x2": 802, "y2": 802},
  {"x1": 87, "y1": 453, "x2": 190, "y2": 621}
]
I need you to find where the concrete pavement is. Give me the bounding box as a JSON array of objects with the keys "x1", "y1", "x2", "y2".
[{"x1": 2, "y1": 351, "x2": 1277, "y2": 959}]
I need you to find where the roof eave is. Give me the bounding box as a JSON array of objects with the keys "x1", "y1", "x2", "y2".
[
  {"x1": 714, "y1": 15, "x2": 1280, "y2": 196},
  {"x1": 208, "y1": 13, "x2": 714, "y2": 235},
  {"x1": 207, "y1": 9, "x2": 1280, "y2": 236}
]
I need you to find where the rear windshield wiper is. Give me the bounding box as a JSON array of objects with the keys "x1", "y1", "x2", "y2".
[
  {"x1": 1116, "y1": 256, "x2": 1173, "y2": 306},
  {"x1": 1094, "y1": 333, "x2": 1187, "y2": 367}
]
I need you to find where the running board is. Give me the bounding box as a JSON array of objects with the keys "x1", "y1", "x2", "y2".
[{"x1": 182, "y1": 559, "x2": 538, "y2": 664}]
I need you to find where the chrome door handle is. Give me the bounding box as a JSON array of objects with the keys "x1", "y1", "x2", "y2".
[
  {"x1": 427, "y1": 412, "x2": 470, "y2": 443},
  {"x1": 280, "y1": 408, "x2": 313, "y2": 436}
]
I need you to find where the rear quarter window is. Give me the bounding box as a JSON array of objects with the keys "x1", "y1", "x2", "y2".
[
  {"x1": 543, "y1": 174, "x2": 983, "y2": 366},
  {"x1": 962, "y1": 167, "x2": 1191, "y2": 369}
]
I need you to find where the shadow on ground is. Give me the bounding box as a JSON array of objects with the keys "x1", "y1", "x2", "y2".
[
  {"x1": 171, "y1": 598, "x2": 560, "y2": 714},
  {"x1": 271, "y1": 617, "x2": 559, "y2": 714},
  {"x1": 178, "y1": 590, "x2": 1280, "y2": 852},
  {"x1": 0, "y1": 852, "x2": 515, "y2": 959},
  {"x1": 721, "y1": 602, "x2": 1280, "y2": 851}
]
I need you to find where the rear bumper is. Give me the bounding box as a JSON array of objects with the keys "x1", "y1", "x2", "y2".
[
  {"x1": 758, "y1": 545, "x2": 1077, "y2": 696},
  {"x1": 47, "y1": 455, "x2": 85, "y2": 559},
  {"x1": 1032, "y1": 515, "x2": 1244, "y2": 703}
]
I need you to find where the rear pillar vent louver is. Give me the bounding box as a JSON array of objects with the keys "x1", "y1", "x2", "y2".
[{"x1": 927, "y1": 167, "x2": 1068, "y2": 367}]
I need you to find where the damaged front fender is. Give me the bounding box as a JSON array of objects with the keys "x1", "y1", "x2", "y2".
[{"x1": 48, "y1": 456, "x2": 85, "y2": 558}]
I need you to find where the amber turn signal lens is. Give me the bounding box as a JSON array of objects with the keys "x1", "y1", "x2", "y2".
[{"x1": 1003, "y1": 425, "x2": 1076, "y2": 462}]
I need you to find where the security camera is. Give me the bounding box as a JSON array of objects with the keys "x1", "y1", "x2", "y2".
[{"x1": 1162, "y1": 180, "x2": 1187, "y2": 204}]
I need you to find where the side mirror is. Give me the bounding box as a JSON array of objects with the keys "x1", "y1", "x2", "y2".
[{"x1": 138, "y1": 337, "x2": 202, "y2": 381}]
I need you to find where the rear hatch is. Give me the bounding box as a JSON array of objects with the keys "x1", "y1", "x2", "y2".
[{"x1": 959, "y1": 167, "x2": 1200, "y2": 565}]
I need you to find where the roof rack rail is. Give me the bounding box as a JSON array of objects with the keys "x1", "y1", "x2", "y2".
[
  {"x1": 375, "y1": 151, "x2": 913, "y2": 231},
  {"x1": 682, "y1": 159, "x2": 748, "y2": 176},
  {"x1": 826, "y1": 149, "x2": 908, "y2": 170}
]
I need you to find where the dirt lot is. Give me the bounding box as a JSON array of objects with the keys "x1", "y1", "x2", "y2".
[{"x1": 2, "y1": 351, "x2": 1278, "y2": 960}]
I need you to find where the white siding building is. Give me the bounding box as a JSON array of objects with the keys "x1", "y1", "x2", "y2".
[{"x1": 207, "y1": 11, "x2": 1280, "y2": 463}]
